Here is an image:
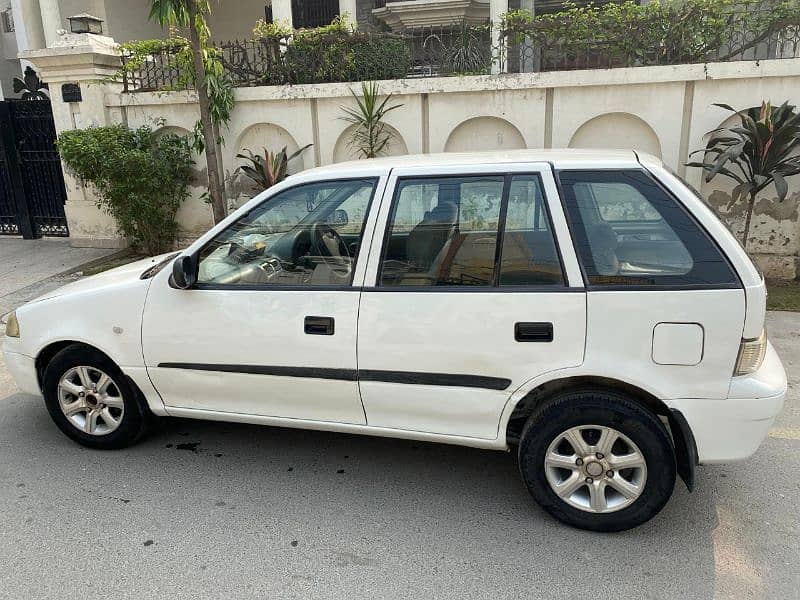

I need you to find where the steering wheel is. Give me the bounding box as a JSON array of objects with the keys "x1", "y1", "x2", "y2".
[{"x1": 311, "y1": 223, "x2": 350, "y2": 266}]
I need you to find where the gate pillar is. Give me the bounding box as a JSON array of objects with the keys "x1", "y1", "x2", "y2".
[{"x1": 21, "y1": 31, "x2": 128, "y2": 248}]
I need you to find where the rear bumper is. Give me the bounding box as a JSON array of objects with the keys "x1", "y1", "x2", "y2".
[
  {"x1": 665, "y1": 343, "x2": 787, "y2": 464},
  {"x1": 2, "y1": 351, "x2": 40, "y2": 396}
]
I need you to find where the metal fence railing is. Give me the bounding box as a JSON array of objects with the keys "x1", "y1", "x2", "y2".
[
  {"x1": 502, "y1": 7, "x2": 800, "y2": 72},
  {"x1": 404, "y1": 23, "x2": 493, "y2": 77},
  {"x1": 121, "y1": 9, "x2": 800, "y2": 93}
]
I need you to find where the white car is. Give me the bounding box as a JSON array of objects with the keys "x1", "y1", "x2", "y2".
[{"x1": 2, "y1": 150, "x2": 786, "y2": 531}]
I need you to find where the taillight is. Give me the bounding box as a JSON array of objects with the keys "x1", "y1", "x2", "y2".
[{"x1": 734, "y1": 329, "x2": 767, "y2": 376}]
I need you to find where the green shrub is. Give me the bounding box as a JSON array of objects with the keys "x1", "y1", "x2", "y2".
[
  {"x1": 249, "y1": 16, "x2": 411, "y2": 85},
  {"x1": 284, "y1": 31, "x2": 411, "y2": 84},
  {"x1": 56, "y1": 125, "x2": 194, "y2": 255},
  {"x1": 501, "y1": 0, "x2": 800, "y2": 68}
]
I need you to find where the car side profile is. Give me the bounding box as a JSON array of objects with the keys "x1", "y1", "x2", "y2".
[{"x1": 2, "y1": 149, "x2": 787, "y2": 531}]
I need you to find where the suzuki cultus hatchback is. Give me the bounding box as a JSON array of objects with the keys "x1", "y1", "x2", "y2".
[{"x1": 3, "y1": 150, "x2": 786, "y2": 531}]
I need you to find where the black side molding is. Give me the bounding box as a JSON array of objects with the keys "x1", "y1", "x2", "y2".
[
  {"x1": 158, "y1": 363, "x2": 357, "y2": 381},
  {"x1": 668, "y1": 408, "x2": 698, "y2": 492},
  {"x1": 157, "y1": 363, "x2": 512, "y2": 391},
  {"x1": 360, "y1": 370, "x2": 512, "y2": 391}
]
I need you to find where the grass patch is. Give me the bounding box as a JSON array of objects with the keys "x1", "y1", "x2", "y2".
[{"x1": 766, "y1": 279, "x2": 800, "y2": 312}]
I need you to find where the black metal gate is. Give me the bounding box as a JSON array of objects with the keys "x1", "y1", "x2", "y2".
[{"x1": 0, "y1": 99, "x2": 69, "y2": 238}]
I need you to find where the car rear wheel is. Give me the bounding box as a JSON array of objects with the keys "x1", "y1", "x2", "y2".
[
  {"x1": 518, "y1": 389, "x2": 676, "y2": 532},
  {"x1": 42, "y1": 344, "x2": 148, "y2": 449}
]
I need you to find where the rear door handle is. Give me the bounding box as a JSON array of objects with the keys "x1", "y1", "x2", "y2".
[
  {"x1": 515, "y1": 322, "x2": 553, "y2": 342},
  {"x1": 305, "y1": 316, "x2": 334, "y2": 335}
]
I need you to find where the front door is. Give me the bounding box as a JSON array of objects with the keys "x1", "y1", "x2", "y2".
[
  {"x1": 142, "y1": 176, "x2": 382, "y2": 423},
  {"x1": 357, "y1": 164, "x2": 587, "y2": 440}
]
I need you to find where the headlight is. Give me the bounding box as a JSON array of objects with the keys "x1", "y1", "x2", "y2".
[
  {"x1": 734, "y1": 329, "x2": 767, "y2": 376},
  {"x1": 4, "y1": 311, "x2": 20, "y2": 338}
]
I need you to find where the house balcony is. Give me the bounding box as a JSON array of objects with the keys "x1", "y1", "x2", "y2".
[{"x1": 373, "y1": 0, "x2": 490, "y2": 31}]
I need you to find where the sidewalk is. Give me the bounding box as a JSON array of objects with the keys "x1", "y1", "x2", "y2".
[{"x1": 0, "y1": 238, "x2": 115, "y2": 317}]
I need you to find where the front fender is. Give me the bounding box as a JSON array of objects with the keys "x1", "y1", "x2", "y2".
[{"x1": 12, "y1": 277, "x2": 152, "y2": 370}]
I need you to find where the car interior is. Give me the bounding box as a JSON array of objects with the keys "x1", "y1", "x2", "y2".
[
  {"x1": 571, "y1": 181, "x2": 694, "y2": 279},
  {"x1": 195, "y1": 172, "x2": 694, "y2": 289},
  {"x1": 196, "y1": 180, "x2": 374, "y2": 286},
  {"x1": 380, "y1": 177, "x2": 563, "y2": 286}
]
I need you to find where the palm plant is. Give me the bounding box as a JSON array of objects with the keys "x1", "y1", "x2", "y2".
[
  {"x1": 236, "y1": 144, "x2": 312, "y2": 191},
  {"x1": 340, "y1": 82, "x2": 403, "y2": 159},
  {"x1": 687, "y1": 100, "x2": 800, "y2": 248}
]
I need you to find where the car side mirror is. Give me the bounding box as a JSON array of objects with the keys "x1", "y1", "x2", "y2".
[
  {"x1": 172, "y1": 254, "x2": 198, "y2": 289},
  {"x1": 328, "y1": 209, "x2": 348, "y2": 227}
]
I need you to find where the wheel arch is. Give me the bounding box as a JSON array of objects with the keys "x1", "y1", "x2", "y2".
[
  {"x1": 35, "y1": 340, "x2": 154, "y2": 418},
  {"x1": 35, "y1": 340, "x2": 80, "y2": 390},
  {"x1": 35, "y1": 340, "x2": 118, "y2": 389},
  {"x1": 504, "y1": 375, "x2": 696, "y2": 490}
]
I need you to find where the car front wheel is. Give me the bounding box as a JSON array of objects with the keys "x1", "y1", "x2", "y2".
[
  {"x1": 42, "y1": 344, "x2": 148, "y2": 449},
  {"x1": 518, "y1": 389, "x2": 676, "y2": 532}
]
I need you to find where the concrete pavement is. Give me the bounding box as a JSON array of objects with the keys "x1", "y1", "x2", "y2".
[
  {"x1": 0, "y1": 238, "x2": 113, "y2": 316},
  {"x1": 0, "y1": 312, "x2": 797, "y2": 600}
]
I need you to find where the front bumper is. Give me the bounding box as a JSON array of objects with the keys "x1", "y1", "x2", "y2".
[
  {"x1": 2, "y1": 351, "x2": 40, "y2": 396},
  {"x1": 666, "y1": 343, "x2": 787, "y2": 464}
]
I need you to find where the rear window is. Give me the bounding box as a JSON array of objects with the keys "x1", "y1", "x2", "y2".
[{"x1": 558, "y1": 169, "x2": 739, "y2": 288}]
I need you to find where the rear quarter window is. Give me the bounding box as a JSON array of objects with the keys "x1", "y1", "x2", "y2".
[{"x1": 557, "y1": 169, "x2": 739, "y2": 288}]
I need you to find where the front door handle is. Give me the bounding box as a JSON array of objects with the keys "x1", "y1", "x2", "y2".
[
  {"x1": 515, "y1": 322, "x2": 553, "y2": 342},
  {"x1": 305, "y1": 316, "x2": 334, "y2": 335}
]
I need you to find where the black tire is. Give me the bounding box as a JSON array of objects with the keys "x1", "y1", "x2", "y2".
[
  {"x1": 518, "y1": 389, "x2": 676, "y2": 532},
  {"x1": 42, "y1": 344, "x2": 149, "y2": 449}
]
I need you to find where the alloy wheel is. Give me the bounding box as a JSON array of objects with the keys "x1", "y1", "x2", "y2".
[
  {"x1": 57, "y1": 366, "x2": 125, "y2": 436},
  {"x1": 543, "y1": 424, "x2": 647, "y2": 513}
]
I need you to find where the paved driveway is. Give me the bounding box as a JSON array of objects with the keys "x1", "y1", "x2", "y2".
[
  {"x1": 0, "y1": 238, "x2": 112, "y2": 316},
  {"x1": 0, "y1": 312, "x2": 797, "y2": 600}
]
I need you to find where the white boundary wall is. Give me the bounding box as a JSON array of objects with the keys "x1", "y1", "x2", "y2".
[{"x1": 24, "y1": 40, "x2": 800, "y2": 277}]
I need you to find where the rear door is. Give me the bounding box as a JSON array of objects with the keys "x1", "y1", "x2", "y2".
[
  {"x1": 356, "y1": 163, "x2": 586, "y2": 440},
  {"x1": 556, "y1": 168, "x2": 745, "y2": 399}
]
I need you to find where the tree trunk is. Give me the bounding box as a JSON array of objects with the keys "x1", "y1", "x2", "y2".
[
  {"x1": 187, "y1": 1, "x2": 226, "y2": 225},
  {"x1": 741, "y1": 191, "x2": 757, "y2": 250},
  {"x1": 213, "y1": 120, "x2": 227, "y2": 202}
]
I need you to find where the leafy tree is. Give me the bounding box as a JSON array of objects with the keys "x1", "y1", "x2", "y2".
[
  {"x1": 687, "y1": 101, "x2": 800, "y2": 248},
  {"x1": 149, "y1": 0, "x2": 232, "y2": 225}
]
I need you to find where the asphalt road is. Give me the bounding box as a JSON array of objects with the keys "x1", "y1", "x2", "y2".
[{"x1": 0, "y1": 313, "x2": 798, "y2": 600}]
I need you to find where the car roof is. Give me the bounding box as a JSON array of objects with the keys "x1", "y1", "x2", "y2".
[{"x1": 300, "y1": 149, "x2": 659, "y2": 178}]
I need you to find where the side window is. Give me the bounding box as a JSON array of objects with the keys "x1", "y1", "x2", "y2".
[
  {"x1": 379, "y1": 174, "x2": 564, "y2": 287},
  {"x1": 380, "y1": 176, "x2": 503, "y2": 286},
  {"x1": 558, "y1": 170, "x2": 738, "y2": 287},
  {"x1": 197, "y1": 178, "x2": 376, "y2": 287}
]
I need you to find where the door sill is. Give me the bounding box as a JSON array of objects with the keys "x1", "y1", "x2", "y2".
[{"x1": 164, "y1": 406, "x2": 507, "y2": 451}]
